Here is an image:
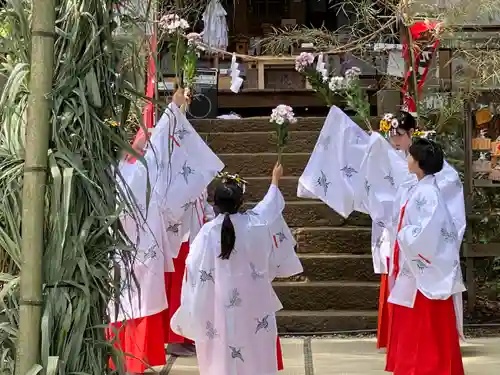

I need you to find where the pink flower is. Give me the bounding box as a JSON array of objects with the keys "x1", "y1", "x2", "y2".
[{"x1": 295, "y1": 52, "x2": 315, "y2": 72}]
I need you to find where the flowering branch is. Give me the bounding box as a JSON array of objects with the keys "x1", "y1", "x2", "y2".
[
  {"x1": 295, "y1": 52, "x2": 372, "y2": 131},
  {"x1": 270, "y1": 105, "x2": 297, "y2": 163}
]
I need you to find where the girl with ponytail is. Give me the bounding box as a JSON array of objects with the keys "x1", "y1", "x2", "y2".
[{"x1": 171, "y1": 163, "x2": 303, "y2": 375}]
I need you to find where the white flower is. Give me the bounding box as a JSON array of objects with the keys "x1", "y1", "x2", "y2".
[
  {"x1": 328, "y1": 76, "x2": 345, "y2": 92},
  {"x1": 391, "y1": 118, "x2": 399, "y2": 128},
  {"x1": 270, "y1": 104, "x2": 297, "y2": 125},
  {"x1": 159, "y1": 13, "x2": 190, "y2": 33},
  {"x1": 383, "y1": 113, "x2": 394, "y2": 121},
  {"x1": 344, "y1": 67, "x2": 361, "y2": 85}
]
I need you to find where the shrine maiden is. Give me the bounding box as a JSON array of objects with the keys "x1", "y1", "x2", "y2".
[
  {"x1": 171, "y1": 164, "x2": 303, "y2": 375},
  {"x1": 164, "y1": 189, "x2": 214, "y2": 357},
  {"x1": 364, "y1": 136, "x2": 465, "y2": 374},
  {"x1": 298, "y1": 107, "x2": 465, "y2": 349},
  {"x1": 107, "y1": 89, "x2": 224, "y2": 373}
]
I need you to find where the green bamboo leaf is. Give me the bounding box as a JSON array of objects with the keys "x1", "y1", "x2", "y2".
[{"x1": 84, "y1": 68, "x2": 102, "y2": 108}]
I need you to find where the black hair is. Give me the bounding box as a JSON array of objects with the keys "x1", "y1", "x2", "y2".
[
  {"x1": 398, "y1": 111, "x2": 417, "y2": 132},
  {"x1": 213, "y1": 181, "x2": 244, "y2": 260},
  {"x1": 408, "y1": 138, "x2": 444, "y2": 175}
]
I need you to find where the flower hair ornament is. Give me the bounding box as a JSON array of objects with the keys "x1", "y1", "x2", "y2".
[
  {"x1": 379, "y1": 113, "x2": 400, "y2": 137},
  {"x1": 216, "y1": 172, "x2": 248, "y2": 193}
]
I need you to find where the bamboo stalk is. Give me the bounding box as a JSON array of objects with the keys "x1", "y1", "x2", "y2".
[{"x1": 16, "y1": 1, "x2": 56, "y2": 373}]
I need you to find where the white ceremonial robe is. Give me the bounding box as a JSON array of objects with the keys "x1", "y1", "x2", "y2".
[
  {"x1": 389, "y1": 175, "x2": 466, "y2": 307},
  {"x1": 171, "y1": 185, "x2": 303, "y2": 375},
  {"x1": 110, "y1": 102, "x2": 224, "y2": 323},
  {"x1": 297, "y1": 107, "x2": 466, "y2": 339},
  {"x1": 357, "y1": 132, "x2": 466, "y2": 338}
]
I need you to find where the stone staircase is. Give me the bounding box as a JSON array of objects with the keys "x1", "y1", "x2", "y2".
[{"x1": 192, "y1": 117, "x2": 379, "y2": 333}]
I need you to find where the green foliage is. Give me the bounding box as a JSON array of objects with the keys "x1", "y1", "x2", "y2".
[{"x1": 0, "y1": 0, "x2": 153, "y2": 373}]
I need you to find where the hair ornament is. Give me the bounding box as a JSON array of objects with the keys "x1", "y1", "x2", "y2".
[
  {"x1": 412, "y1": 130, "x2": 436, "y2": 139},
  {"x1": 379, "y1": 113, "x2": 399, "y2": 137},
  {"x1": 217, "y1": 171, "x2": 248, "y2": 193}
]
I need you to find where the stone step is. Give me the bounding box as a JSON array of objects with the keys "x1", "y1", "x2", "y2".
[
  {"x1": 248, "y1": 201, "x2": 371, "y2": 228},
  {"x1": 219, "y1": 152, "x2": 309, "y2": 177},
  {"x1": 203, "y1": 131, "x2": 319, "y2": 154},
  {"x1": 296, "y1": 254, "x2": 377, "y2": 282},
  {"x1": 294, "y1": 227, "x2": 372, "y2": 254},
  {"x1": 273, "y1": 281, "x2": 379, "y2": 311},
  {"x1": 192, "y1": 117, "x2": 326, "y2": 133},
  {"x1": 192, "y1": 116, "x2": 380, "y2": 133},
  {"x1": 277, "y1": 310, "x2": 378, "y2": 333}
]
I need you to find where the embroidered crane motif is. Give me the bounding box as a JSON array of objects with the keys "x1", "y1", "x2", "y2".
[
  {"x1": 412, "y1": 227, "x2": 421, "y2": 237},
  {"x1": 226, "y1": 288, "x2": 242, "y2": 308},
  {"x1": 441, "y1": 228, "x2": 458, "y2": 243},
  {"x1": 275, "y1": 231, "x2": 287, "y2": 243},
  {"x1": 206, "y1": 321, "x2": 218, "y2": 339},
  {"x1": 179, "y1": 161, "x2": 195, "y2": 184},
  {"x1": 412, "y1": 258, "x2": 428, "y2": 273},
  {"x1": 144, "y1": 244, "x2": 158, "y2": 260},
  {"x1": 182, "y1": 201, "x2": 196, "y2": 212},
  {"x1": 199, "y1": 269, "x2": 215, "y2": 284},
  {"x1": 415, "y1": 197, "x2": 427, "y2": 210},
  {"x1": 316, "y1": 170, "x2": 331, "y2": 195},
  {"x1": 364, "y1": 179, "x2": 371, "y2": 194},
  {"x1": 401, "y1": 265, "x2": 412, "y2": 277},
  {"x1": 166, "y1": 223, "x2": 180, "y2": 234},
  {"x1": 374, "y1": 235, "x2": 384, "y2": 250},
  {"x1": 255, "y1": 315, "x2": 270, "y2": 333},
  {"x1": 384, "y1": 173, "x2": 395, "y2": 187},
  {"x1": 229, "y1": 346, "x2": 244, "y2": 362},
  {"x1": 319, "y1": 135, "x2": 331, "y2": 150},
  {"x1": 245, "y1": 209, "x2": 259, "y2": 216},
  {"x1": 376, "y1": 221, "x2": 385, "y2": 228},
  {"x1": 250, "y1": 263, "x2": 264, "y2": 280},
  {"x1": 175, "y1": 126, "x2": 190, "y2": 140},
  {"x1": 341, "y1": 165, "x2": 358, "y2": 178}
]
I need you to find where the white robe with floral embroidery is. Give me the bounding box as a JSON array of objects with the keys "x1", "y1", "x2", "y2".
[
  {"x1": 171, "y1": 185, "x2": 303, "y2": 375},
  {"x1": 110, "y1": 103, "x2": 224, "y2": 323}
]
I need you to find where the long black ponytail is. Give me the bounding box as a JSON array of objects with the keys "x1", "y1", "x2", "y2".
[
  {"x1": 214, "y1": 180, "x2": 244, "y2": 260},
  {"x1": 220, "y1": 213, "x2": 236, "y2": 260}
]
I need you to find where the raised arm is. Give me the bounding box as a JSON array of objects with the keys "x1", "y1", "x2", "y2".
[
  {"x1": 356, "y1": 132, "x2": 414, "y2": 229},
  {"x1": 250, "y1": 163, "x2": 286, "y2": 226},
  {"x1": 132, "y1": 100, "x2": 224, "y2": 222}
]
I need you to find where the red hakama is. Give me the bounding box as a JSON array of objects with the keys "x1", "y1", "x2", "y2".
[
  {"x1": 377, "y1": 272, "x2": 391, "y2": 349},
  {"x1": 164, "y1": 241, "x2": 194, "y2": 345},
  {"x1": 107, "y1": 310, "x2": 167, "y2": 373},
  {"x1": 385, "y1": 292, "x2": 464, "y2": 375},
  {"x1": 385, "y1": 203, "x2": 464, "y2": 374}
]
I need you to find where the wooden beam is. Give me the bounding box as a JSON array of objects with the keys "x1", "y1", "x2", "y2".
[{"x1": 466, "y1": 243, "x2": 500, "y2": 257}]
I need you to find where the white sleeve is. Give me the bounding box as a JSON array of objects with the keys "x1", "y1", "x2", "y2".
[
  {"x1": 267, "y1": 216, "x2": 303, "y2": 279},
  {"x1": 248, "y1": 184, "x2": 286, "y2": 226},
  {"x1": 297, "y1": 106, "x2": 370, "y2": 218},
  {"x1": 437, "y1": 164, "x2": 466, "y2": 242}
]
